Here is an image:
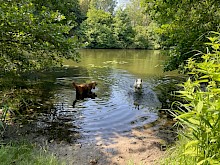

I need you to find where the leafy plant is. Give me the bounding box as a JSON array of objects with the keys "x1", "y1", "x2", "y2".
[{"x1": 169, "y1": 32, "x2": 220, "y2": 164}]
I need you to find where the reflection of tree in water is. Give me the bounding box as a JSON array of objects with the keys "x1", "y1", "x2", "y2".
[
  {"x1": 78, "y1": 49, "x2": 163, "y2": 77},
  {"x1": 10, "y1": 67, "x2": 90, "y2": 113},
  {"x1": 1, "y1": 67, "x2": 91, "y2": 142}
]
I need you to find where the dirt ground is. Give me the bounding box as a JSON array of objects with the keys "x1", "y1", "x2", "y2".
[
  {"x1": 47, "y1": 129, "x2": 165, "y2": 165},
  {"x1": 48, "y1": 118, "x2": 176, "y2": 165}
]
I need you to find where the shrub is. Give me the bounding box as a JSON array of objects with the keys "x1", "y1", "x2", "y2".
[{"x1": 167, "y1": 32, "x2": 220, "y2": 164}]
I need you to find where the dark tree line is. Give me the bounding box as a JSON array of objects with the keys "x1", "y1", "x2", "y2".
[{"x1": 1, "y1": 0, "x2": 219, "y2": 73}]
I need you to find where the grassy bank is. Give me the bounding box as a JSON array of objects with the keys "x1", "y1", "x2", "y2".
[
  {"x1": 161, "y1": 135, "x2": 196, "y2": 164},
  {"x1": 0, "y1": 141, "x2": 63, "y2": 165}
]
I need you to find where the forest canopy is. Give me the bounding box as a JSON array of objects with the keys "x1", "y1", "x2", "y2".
[{"x1": 1, "y1": 0, "x2": 220, "y2": 73}]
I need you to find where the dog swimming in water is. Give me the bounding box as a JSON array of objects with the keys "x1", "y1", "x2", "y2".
[
  {"x1": 72, "y1": 81, "x2": 97, "y2": 107},
  {"x1": 72, "y1": 81, "x2": 97, "y2": 99},
  {"x1": 134, "y1": 78, "x2": 143, "y2": 92}
]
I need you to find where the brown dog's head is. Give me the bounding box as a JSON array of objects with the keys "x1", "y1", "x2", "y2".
[{"x1": 88, "y1": 81, "x2": 97, "y2": 89}]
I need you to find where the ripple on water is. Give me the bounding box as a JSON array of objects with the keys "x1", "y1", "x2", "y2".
[{"x1": 36, "y1": 69, "x2": 162, "y2": 143}]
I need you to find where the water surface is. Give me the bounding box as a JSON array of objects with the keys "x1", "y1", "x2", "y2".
[{"x1": 36, "y1": 49, "x2": 176, "y2": 143}]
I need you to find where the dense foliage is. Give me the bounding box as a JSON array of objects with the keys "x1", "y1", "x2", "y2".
[
  {"x1": 80, "y1": 8, "x2": 115, "y2": 48},
  {"x1": 165, "y1": 33, "x2": 220, "y2": 164},
  {"x1": 0, "y1": 0, "x2": 80, "y2": 73},
  {"x1": 79, "y1": 0, "x2": 220, "y2": 55},
  {"x1": 33, "y1": 0, "x2": 83, "y2": 24},
  {"x1": 2, "y1": 0, "x2": 219, "y2": 72},
  {"x1": 141, "y1": 0, "x2": 220, "y2": 71},
  {"x1": 125, "y1": 0, "x2": 160, "y2": 49},
  {"x1": 79, "y1": 0, "x2": 156, "y2": 49}
]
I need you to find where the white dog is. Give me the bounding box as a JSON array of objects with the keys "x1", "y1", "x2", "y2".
[{"x1": 134, "y1": 78, "x2": 143, "y2": 92}]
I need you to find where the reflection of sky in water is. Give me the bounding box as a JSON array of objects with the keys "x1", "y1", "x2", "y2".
[{"x1": 52, "y1": 68, "x2": 161, "y2": 141}]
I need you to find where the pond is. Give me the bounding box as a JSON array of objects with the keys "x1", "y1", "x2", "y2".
[{"x1": 34, "y1": 49, "x2": 177, "y2": 143}]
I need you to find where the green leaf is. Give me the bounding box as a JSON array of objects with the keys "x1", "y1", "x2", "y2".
[
  {"x1": 196, "y1": 79, "x2": 209, "y2": 83},
  {"x1": 176, "y1": 112, "x2": 196, "y2": 119},
  {"x1": 188, "y1": 118, "x2": 200, "y2": 125},
  {"x1": 185, "y1": 140, "x2": 199, "y2": 149},
  {"x1": 0, "y1": 121, "x2": 4, "y2": 129},
  {"x1": 196, "y1": 101, "x2": 203, "y2": 113},
  {"x1": 183, "y1": 149, "x2": 198, "y2": 157},
  {"x1": 197, "y1": 159, "x2": 206, "y2": 165},
  {"x1": 212, "y1": 44, "x2": 220, "y2": 50},
  {"x1": 201, "y1": 117, "x2": 213, "y2": 129},
  {"x1": 207, "y1": 37, "x2": 218, "y2": 43}
]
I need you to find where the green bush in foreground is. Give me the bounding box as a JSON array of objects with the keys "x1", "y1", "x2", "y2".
[
  {"x1": 0, "y1": 142, "x2": 63, "y2": 165},
  {"x1": 163, "y1": 32, "x2": 220, "y2": 165}
]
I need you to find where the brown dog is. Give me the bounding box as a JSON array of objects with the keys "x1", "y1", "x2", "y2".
[{"x1": 72, "y1": 81, "x2": 97, "y2": 100}]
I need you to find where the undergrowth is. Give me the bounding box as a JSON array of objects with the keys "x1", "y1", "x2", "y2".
[{"x1": 162, "y1": 32, "x2": 220, "y2": 165}]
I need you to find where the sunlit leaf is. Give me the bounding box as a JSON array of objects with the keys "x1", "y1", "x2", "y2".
[
  {"x1": 197, "y1": 159, "x2": 206, "y2": 165},
  {"x1": 185, "y1": 140, "x2": 199, "y2": 149},
  {"x1": 188, "y1": 118, "x2": 200, "y2": 125},
  {"x1": 177, "y1": 112, "x2": 196, "y2": 119},
  {"x1": 196, "y1": 101, "x2": 203, "y2": 113},
  {"x1": 183, "y1": 150, "x2": 198, "y2": 157}
]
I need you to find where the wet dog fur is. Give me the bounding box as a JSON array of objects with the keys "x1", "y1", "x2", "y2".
[
  {"x1": 134, "y1": 78, "x2": 143, "y2": 92},
  {"x1": 72, "y1": 81, "x2": 97, "y2": 106}
]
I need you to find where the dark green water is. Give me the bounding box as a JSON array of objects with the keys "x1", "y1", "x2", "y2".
[{"x1": 65, "y1": 49, "x2": 171, "y2": 77}]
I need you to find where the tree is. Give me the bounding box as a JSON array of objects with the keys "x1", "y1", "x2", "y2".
[
  {"x1": 141, "y1": 0, "x2": 220, "y2": 71},
  {"x1": 125, "y1": 0, "x2": 150, "y2": 27},
  {"x1": 113, "y1": 9, "x2": 135, "y2": 48},
  {"x1": 90, "y1": 0, "x2": 117, "y2": 14},
  {"x1": 124, "y1": 0, "x2": 153, "y2": 49},
  {"x1": 33, "y1": 0, "x2": 83, "y2": 25},
  {"x1": 79, "y1": 0, "x2": 91, "y2": 17},
  {"x1": 33, "y1": 0, "x2": 84, "y2": 37},
  {"x1": 0, "y1": 0, "x2": 80, "y2": 73},
  {"x1": 80, "y1": 2, "x2": 152, "y2": 49},
  {"x1": 80, "y1": 8, "x2": 116, "y2": 48}
]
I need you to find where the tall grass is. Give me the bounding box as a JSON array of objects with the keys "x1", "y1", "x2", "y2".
[
  {"x1": 162, "y1": 32, "x2": 220, "y2": 165},
  {"x1": 0, "y1": 141, "x2": 63, "y2": 165},
  {"x1": 161, "y1": 135, "x2": 196, "y2": 164}
]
